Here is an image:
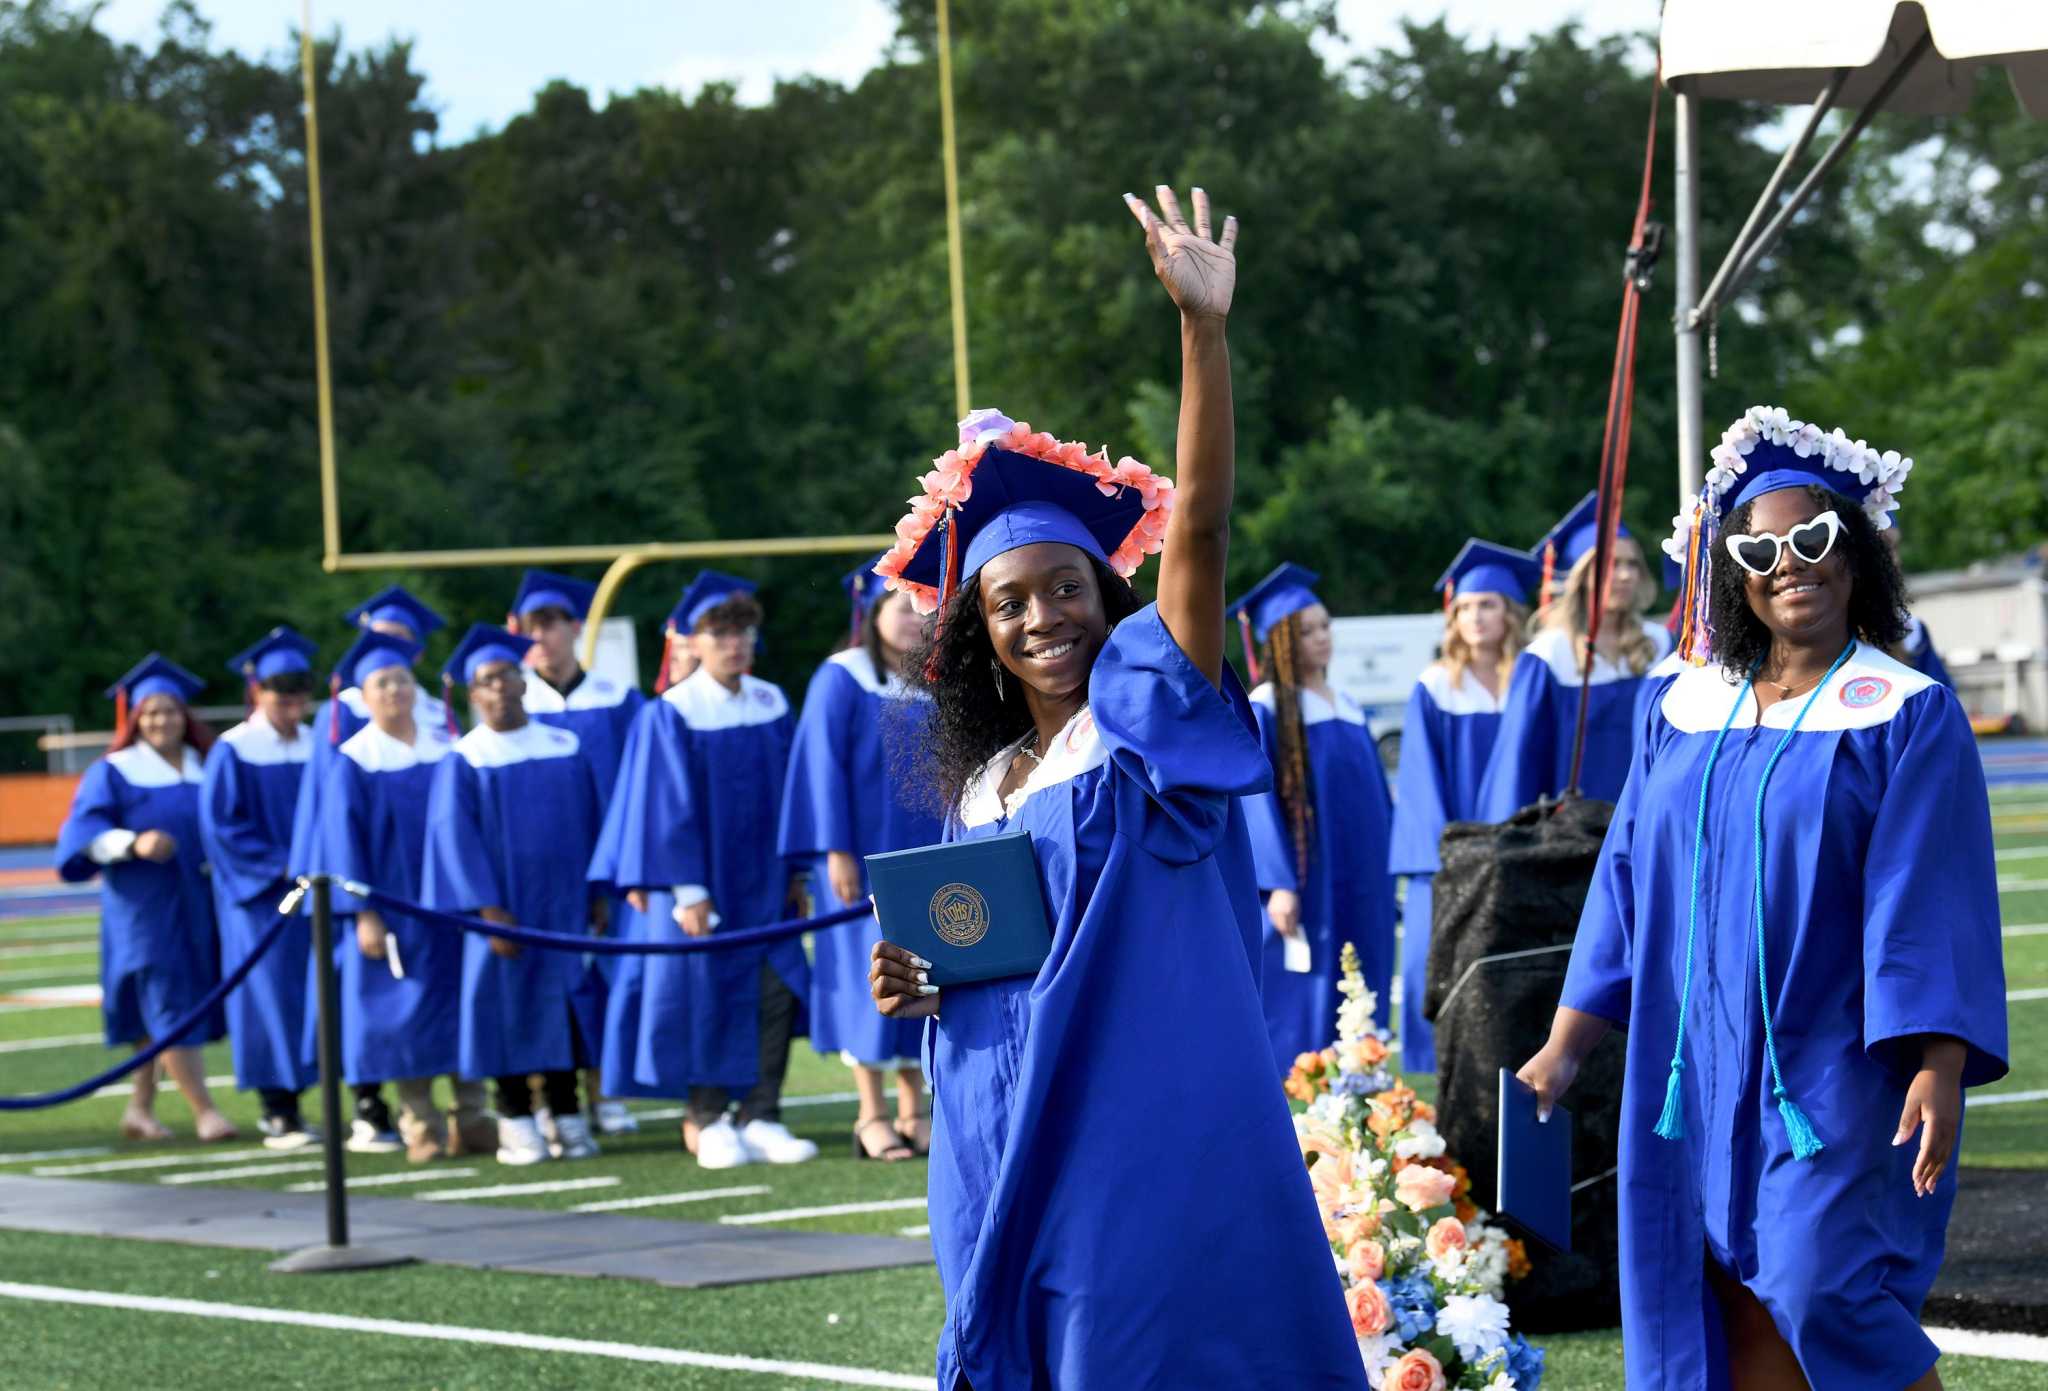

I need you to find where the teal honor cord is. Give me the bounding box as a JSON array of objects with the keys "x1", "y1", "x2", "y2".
[{"x1": 1654, "y1": 640, "x2": 1857, "y2": 1161}]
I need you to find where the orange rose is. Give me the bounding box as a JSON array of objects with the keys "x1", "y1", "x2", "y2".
[
  {"x1": 1394, "y1": 1164, "x2": 1458, "y2": 1213},
  {"x1": 1388, "y1": 1348, "x2": 1446, "y2": 1391},
  {"x1": 1340, "y1": 1036, "x2": 1388, "y2": 1072},
  {"x1": 1347, "y1": 1238, "x2": 1386, "y2": 1283},
  {"x1": 1345, "y1": 1278, "x2": 1392, "y2": 1337},
  {"x1": 1335, "y1": 1207, "x2": 1383, "y2": 1245},
  {"x1": 1425, "y1": 1216, "x2": 1469, "y2": 1261}
]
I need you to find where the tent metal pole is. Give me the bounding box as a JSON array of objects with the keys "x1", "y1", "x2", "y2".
[{"x1": 1672, "y1": 80, "x2": 1704, "y2": 506}]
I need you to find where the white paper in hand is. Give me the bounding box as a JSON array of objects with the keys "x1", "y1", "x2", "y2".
[
  {"x1": 386, "y1": 931, "x2": 406, "y2": 980},
  {"x1": 1282, "y1": 932, "x2": 1312, "y2": 974}
]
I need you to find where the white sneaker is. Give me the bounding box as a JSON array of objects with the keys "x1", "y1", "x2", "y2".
[
  {"x1": 495, "y1": 1115, "x2": 553, "y2": 1166},
  {"x1": 534, "y1": 1107, "x2": 558, "y2": 1148},
  {"x1": 347, "y1": 1119, "x2": 403, "y2": 1154},
  {"x1": 738, "y1": 1118, "x2": 819, "y2": 1165},
  {"x1": 694, "y1": 1118, "x2": 752, "y2": 1170},
  {"x1": 553, "y1": 1112, "x2": 600, "y2": 1161},
  {"x1": 594, "y1": 1101, "x2": 639, "y2": 1135}
]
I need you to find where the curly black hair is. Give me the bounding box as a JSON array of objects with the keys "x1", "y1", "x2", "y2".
[
  {"x1": 1708, "y1": 483, "x2": 1909, "y2": 679},
  {"x1": 899, "y1": 558, "x2": 1143, "y2": 819}
]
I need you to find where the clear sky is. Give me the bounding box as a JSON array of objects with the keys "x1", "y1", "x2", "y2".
[{"x1": 89, "y1": 0, "x2": 1663, "y2": 142}]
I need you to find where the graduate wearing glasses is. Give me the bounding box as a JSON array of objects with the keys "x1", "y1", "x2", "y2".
[
  {"x1": 1518, "y1": 407, "x2": 2008, "y2": 1390},
  {"x1": 1387, "y1": 541, "x2": 1537, "y2": 1073},
  {"x1": 56, "y1": 656, "x2": 232, "y2": 1142},
  {"x1": 590, "y1": 573, "x2": 817, "y2": 1171},
  {"x1": 424, "y1": 625, "x2": 608, "y2": 1166},
  {"x1": 1232, "y1": 563, "x2": 1399, "y2": 1071},
  {"x1": 199, "y1": 627, "x2": 320, "y2": 1147}
]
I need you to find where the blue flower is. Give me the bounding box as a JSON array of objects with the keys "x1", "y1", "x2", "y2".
[
  {"x1": 1506, "y1": 1333, "x2": 1545, "y2": 1391},
  {"x1": 1380, "y1": 1275, "x2": 1438, "y2": 1343}
]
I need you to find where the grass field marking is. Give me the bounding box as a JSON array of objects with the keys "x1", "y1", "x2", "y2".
[
  {"x1": 282, "y1": 1167, "x2": 481, "y2": 1192},
  {"x1": 2005, "y1": 924, "x2": 2048, "y2": 938},
  {"x1": 624, "y1": 1092, "x2": 859, "y2": 1126},
  {"x1": 0, "y1": 1280, "x2": 931, "y2": 1389},
  {"x1": 1971, "y1": 1089, "x2": 2048, "y2": 1109},
  {"x1": 568, "y1": 1184, "x2": 772, "y2": 1213},
  {"x1": 1926, "y1": 1327, "x2": 2048, "y2": 1363},
  {"x1": 158, "y1": 1159, "x2": 328, "y2": 1185},
  {"x1": 1998, "y1": 879, "x2": 2048, "y2": 894},
  {"x1": 898, "y1": 1223, "x2": 930, "y2": 1237},
  {"x1": 2006, "y1": 987, "x2": 2048, "y2": 1003},
  {"x1": 416, "y1": 1175, "x2": 622, "y2": 1202},
  {"x1": 0, "y1": 967, "x2": 95, "y2": 987},
  {"x1": 0, "y1": 1032, "x2": 100, "y2": 1054},
  {"x1": 0, "y1": 919, "x2": 99, "y2": 941},
  {"x1": 720, "y1": 1197, "x2": 928, "y2": 1227},
  {"x1": 0, "y1": 1146, "x2": 111, "y2": 1165},
  {"x1": 90, "y1": 1073, "x2": 234, "y2": 1100},
  {"x1": 34, "y1": 1147, "x2": 280, "y2": 1176},
  {"x1": 0, "y1": 939, "x2": 96, "y2": 960},
  {"x1": 1996, "y1": 846, "x2": 2048, "y2": 862}
]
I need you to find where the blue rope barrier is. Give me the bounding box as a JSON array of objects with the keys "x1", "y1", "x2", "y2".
[
  {"x1": 0, "y1": 902, "x2": 300, "y2": 1111},
  {"x1": 347, "y1": 883, "x2": 870, "y2": 955}
]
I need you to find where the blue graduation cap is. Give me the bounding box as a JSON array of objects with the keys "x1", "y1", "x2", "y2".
[
  {"x1": 226, "y1": 626, "x2": 319, "y2": 683},
  {"x1": 1715, "y1": 437, "x2": 1892, "y2": 519},
  {"x1": 669, "y1": 571, "x2": 758, "y2": 635},
  {"x1": 896, "y1": 448, "x2": 1146, "y2": 597},
  {"x1": 343, "y1": 585, "x2": 447, "y2": 640},
  {"x1": 1536, "y1": 491, "x2": 1634, "y2": 579},
  {"x1": 1230, "y1": 563, "x2": 1322, "y2": 646},
  {"x1": 332, "y1": 631, "x2": 421, "y2": 690},
  {"x1": 106, "y1": 654, "x2": 205, "y2": 709},
  {"x1": 1436, "y1": 540, "x2": 1540, "y2": 607},
  {"x1": 442, "y1": 623, "x2": 535, "y2": 687},
  {"x1": 510, "y1": 569, "x2": 596, "y2": 622},
  {"x1": 1662, "y1": 551, "x2": 1683, "y2": 596},
  {"x1": 844, "y1": 554, "x2": 892, "y2": 640}
]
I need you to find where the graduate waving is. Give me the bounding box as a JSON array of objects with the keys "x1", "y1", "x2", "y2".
[
  {"x1": 866, "y1": 187, "x2": 1364, "y2": 1389},
  {"x1": 1518, "y1": 407, "x2": 2008, "y2": 1390}
]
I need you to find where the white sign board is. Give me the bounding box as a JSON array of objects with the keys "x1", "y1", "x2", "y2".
[
  {"x1": 588, "y1": 617, "x2": 642, "y2": 692},
  {"x1": 1326, "y1": 613, "x2": 1443, "y2": 737}
]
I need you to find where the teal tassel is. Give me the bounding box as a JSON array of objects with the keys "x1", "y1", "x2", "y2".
[
  {"x1": 1652, "y1": 1059, "x2": 1686, "y2": 1140},
  {"x1": 1776, "y1": 1089, "x2": 1825, "y2": 1161}
]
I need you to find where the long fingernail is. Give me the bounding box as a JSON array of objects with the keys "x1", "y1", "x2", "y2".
[
  {"x1": 917, "y1": 984, "x2": 939, "y2": 996},
  {"x1": 915, "y1": 970, "x2": 930, "y2": 985},
  {"x1": 911, "y1": 955, "x2": 933, "y2": 970}
]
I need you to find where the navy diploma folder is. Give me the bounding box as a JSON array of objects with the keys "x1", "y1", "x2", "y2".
[
  {"x1": 866, "y1": 831, "x2": 1054, "y2": 987},
  {"x1": 1497, "y1": 1068, "x2": 1573, "y2": 1253}
]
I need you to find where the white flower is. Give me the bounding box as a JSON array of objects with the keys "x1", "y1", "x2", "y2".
[
  {"x1": 1485, "y1": 1375, "x2": 1517, "y2": 1391},
  {"x1": 1756, "y1": 405, "x2": 1794, "y2": 444},
  {"x1": 1394, "y1": 1118, "x2": 1447, "y2": 1160},
  {"x1": 1357, "y1": 1333, "x2": 1401, "y2": 1387},
  {"x1": 1792, "y1": 421, "x2": 1824, "y2": 456},
  {"x1": 1431, "y1": 1248, "x2": 1470, "y2": 1283},
  {"x1": 1890, "y1": 455, "x2": 1914, "y2": 489},
  {"x1": 1436, "y1": 1292, "x2": 1513, "y2": 1363}
]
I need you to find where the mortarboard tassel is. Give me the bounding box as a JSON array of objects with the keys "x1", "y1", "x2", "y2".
[
  {"x1": 924, "y1": 508, "x2": 959, "y2": 684},
  {"x1": 653, "y1": 632, "x2": 675, "y2": 695},
  {"x1": 1238, "y1": 610, "x2": 1261, "y2": 686},
  {"x1": 114, "y1": 687, "x2": 129, "y2": 744},
  {"x1": 1539, "y1": 540, "x2": 1557, "y2": 610},
  {"x1": 244, "y1": 674, "x2": 259, "y2": 716},
  {"x1": 442, "y1": 674, "x2": 460, "y2": 737},
  {"x1": 327, "y1": 673, "x2": 342, "y2": 745}
]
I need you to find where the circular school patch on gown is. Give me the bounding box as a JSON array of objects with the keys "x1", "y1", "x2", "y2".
[{"x1": 1839, "y1": 676, "x2": 1892, "y2": 708}]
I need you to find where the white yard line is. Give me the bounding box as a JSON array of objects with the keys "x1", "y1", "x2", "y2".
[
  {"x1": 0, "y1": 1146, "x2": 112, "y2": 1165},
  {"x1": 1996, "y1": 845, "x2": 2048, "y2": 861},
  {"x1": 1927, "y1": 1326, "x2": 2048, "y2": 1363},
  {"x1": 34, "y1": 1147, "x2": 277, "y2": 1177},
  {"x1": 2006, "y1": 987, "x2": 2048, "y2": 1003},
  {"x1": 2004, "y1": 923, "x2": 2048, "y2": 938},
  {"x1": 90, "y1": 1074, "x2": 234, "y2": 1101},
  {"x1": 283, "y1": 1167, "x2": 481, "y2": 1193},
  {"x1": 0, "y1": 921, "x2": 98, "y2": 942},
  {"x1": 0, "y1": 1032, "x2": 99, "y2": 1054},
  {"x1": 0, "y1": 1282, "x2": 929, "y2": 1388},
  {"x1": 160, "y1": 1159, "x2": 327, "y2": 1185},
  {"x1": 1971, "y1": 1088, "x2": 2048, "y2": 1109},
  {"x1": 0, "y1": 940, "x2": 95, "y2": 960},
  {"x1": 628, "y1": 1092, "x2": 859, "y2": 1125},
  {"x1": 416, "y1": 1176, "x2": 621, "y2": 1202},
  {"x1": 1997, "y1": 879, "x2": 2048, "y2": 894},
  {"x1": 897, "y1": 1223, "x2": 930, "y2": 1237},
  {"x1": 720, "y1": 1197, "x2": 928, "y2": 1227},
  {"x1": 0, "y1": 968, "x2": 94, "y2": 987},
  {"x1": 568, "y1": 1185, "x2": 772, "y2": 1213}
]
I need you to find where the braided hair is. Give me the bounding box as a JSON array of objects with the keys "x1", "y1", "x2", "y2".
[{"x1": 1259, "y1": 613, "x2": 1316, "y2": 884}]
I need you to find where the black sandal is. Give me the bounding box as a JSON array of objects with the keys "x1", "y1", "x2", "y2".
[
  {"x1": 894, "y1": 1114, "x2": 932, "y2": 1157},
  {"x1": 853, "y1": 1116, "x2": 913, "y2": 1162}
]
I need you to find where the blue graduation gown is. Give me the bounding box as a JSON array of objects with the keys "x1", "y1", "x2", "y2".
[
  {"x1": 55, "y1": 745, "x2": 223, "y2": 1048},
  {"x1": 1632, "y1": 649, "x2": 1686, "y2": 739},
  {"x1": 1474, "y1": 621, "x2": 1672, "y2": 819},
  {"x1": 523, "y1": 669, "x2": 648, "y2": 1070},
  {"x1": 924, "y1": 605, "x2": 1363, "y2": 1390},
  {"x1": 198, "y1": 718, "x2": 314, "y2": 1091},
  {"x1": 288, "y1": 683, "x2": 449, "y2": 884},
  {"x1": 589, "y1": 670, "x2": 807, "y2": 1094},
  {"x1": 1902, "y1": 615, "x2": 1953, "y2": 688},
  {"x1": 777, "y1": 648, "x2": 942, "y2": 1066},
  {"x1": 423, "y1": 720, "x2": 603, "y2": 1078},
  {"x1": 1561, "y1": 647, "x2": 2008, "y2": 1390},
  {"x1": 313, "y1": 724, "x2": 464, "y2": 1084},
  {"x1": 1387, "y1": 663, "x2": 1505, "y2": 1073},
  {"x1": 1243, "y1": 682, "x2": 1399, "y2": 1071}
]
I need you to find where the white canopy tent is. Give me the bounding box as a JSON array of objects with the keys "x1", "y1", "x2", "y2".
[{"x1": 1657, "y1": 1, "x2": 2048, "y2": 502}]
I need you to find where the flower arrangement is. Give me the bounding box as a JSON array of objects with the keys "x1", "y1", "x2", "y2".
[
  {"x1": 874, "y1": 407, "x2": 1176, "y2": 614},
  {"x1": 1290, "y1": 943, "x2": 1543, "y2": 1390}
]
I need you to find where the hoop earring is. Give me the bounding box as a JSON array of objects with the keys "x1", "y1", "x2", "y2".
[{"x1": 990, "y1": 657, "x2": 1006, "y2": 701}]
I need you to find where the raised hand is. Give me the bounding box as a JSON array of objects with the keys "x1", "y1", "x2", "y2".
[{"x1": 1124, "y1": 185, "x2": 1238, "y2": 321}]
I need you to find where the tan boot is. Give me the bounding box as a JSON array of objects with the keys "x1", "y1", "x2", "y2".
[{"x1": 398, "y1": 1107, "x2": 447, "y2": 1164}]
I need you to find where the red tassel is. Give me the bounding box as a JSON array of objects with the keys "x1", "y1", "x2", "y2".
[
  {"x1": 244, "y1": 676, "x2": 259, "y2": 716},
  {"x1": 442, "y1": 674, "x2": 460, "y2": 737},
  {"x1": 1540, "y1": 541, "x2": 1557, "y2": 608},
  {"x1": 924, "y1": 508, "x2": 961, "y2": 685},
  {"x1": 1443, "y1": 583, "x2": 1455, "y2": 614},
  {"x1": 327, "y1": 672, "x2": 342, "y2": 745},
  {"x1": 653, "y1": 632, "x2": 674, "y2": 695},
  {"x1": 1239, "y1": 611, "x2": 1261, "y2": 686},
  {"x1": 114, "y1": 688, "x2": 129, "y2": 744}
]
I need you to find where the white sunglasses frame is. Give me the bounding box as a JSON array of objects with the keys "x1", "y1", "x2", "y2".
[{"x1": 1723, "y1": 509, "x2": 1844, "y2": 577}]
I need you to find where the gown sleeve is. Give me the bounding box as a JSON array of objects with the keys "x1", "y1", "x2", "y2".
[
  {"x1": 776, "y1": 663, "x2": 858, "y2": 860},
  {"x1": 1859, "y1": 685, "x2": 2008, "y2": 1087},
  {"x1": 587, "y1": 701, "x2": 709, "y2": 893},
  {"x1": 1557, "y1": 692, "x2": 1663, "y2": 1028},
  {"x1": 54, "y1": 761, "x2": 122, "y2": 883},
  {"x1": 1088, "y1": 603, "x2": 1274, "y2": 866},
  {"x1": 421, "y1": 755, "x2": 507, "y2": 915},
  {"x1": 1240, "y1": 700, "x2": 1299, "y2": 894},
  {"x1": 1474, "y1": 650, "x2": 1560, "y2": 823},
  {"x1": 198, "y1": 745, "x2": 288, "y2": 906},
  {"x1": 1388, "y1": 681, "x2": 1451, "y2": 877}
]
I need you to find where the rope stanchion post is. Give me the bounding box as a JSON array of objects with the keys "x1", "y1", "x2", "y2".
[{"x1": 270, "y1": 876, "x2": 414, "y2": 1275}]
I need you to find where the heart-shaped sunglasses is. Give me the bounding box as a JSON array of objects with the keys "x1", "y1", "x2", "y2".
[{"x1": 1724, "y1": 510, "x2": 1843, "y2": 577}]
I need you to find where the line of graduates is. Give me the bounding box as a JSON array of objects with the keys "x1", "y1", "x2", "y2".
[{"x1": 55, "y1": 564, "x2": 942, "y2": 1168}]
